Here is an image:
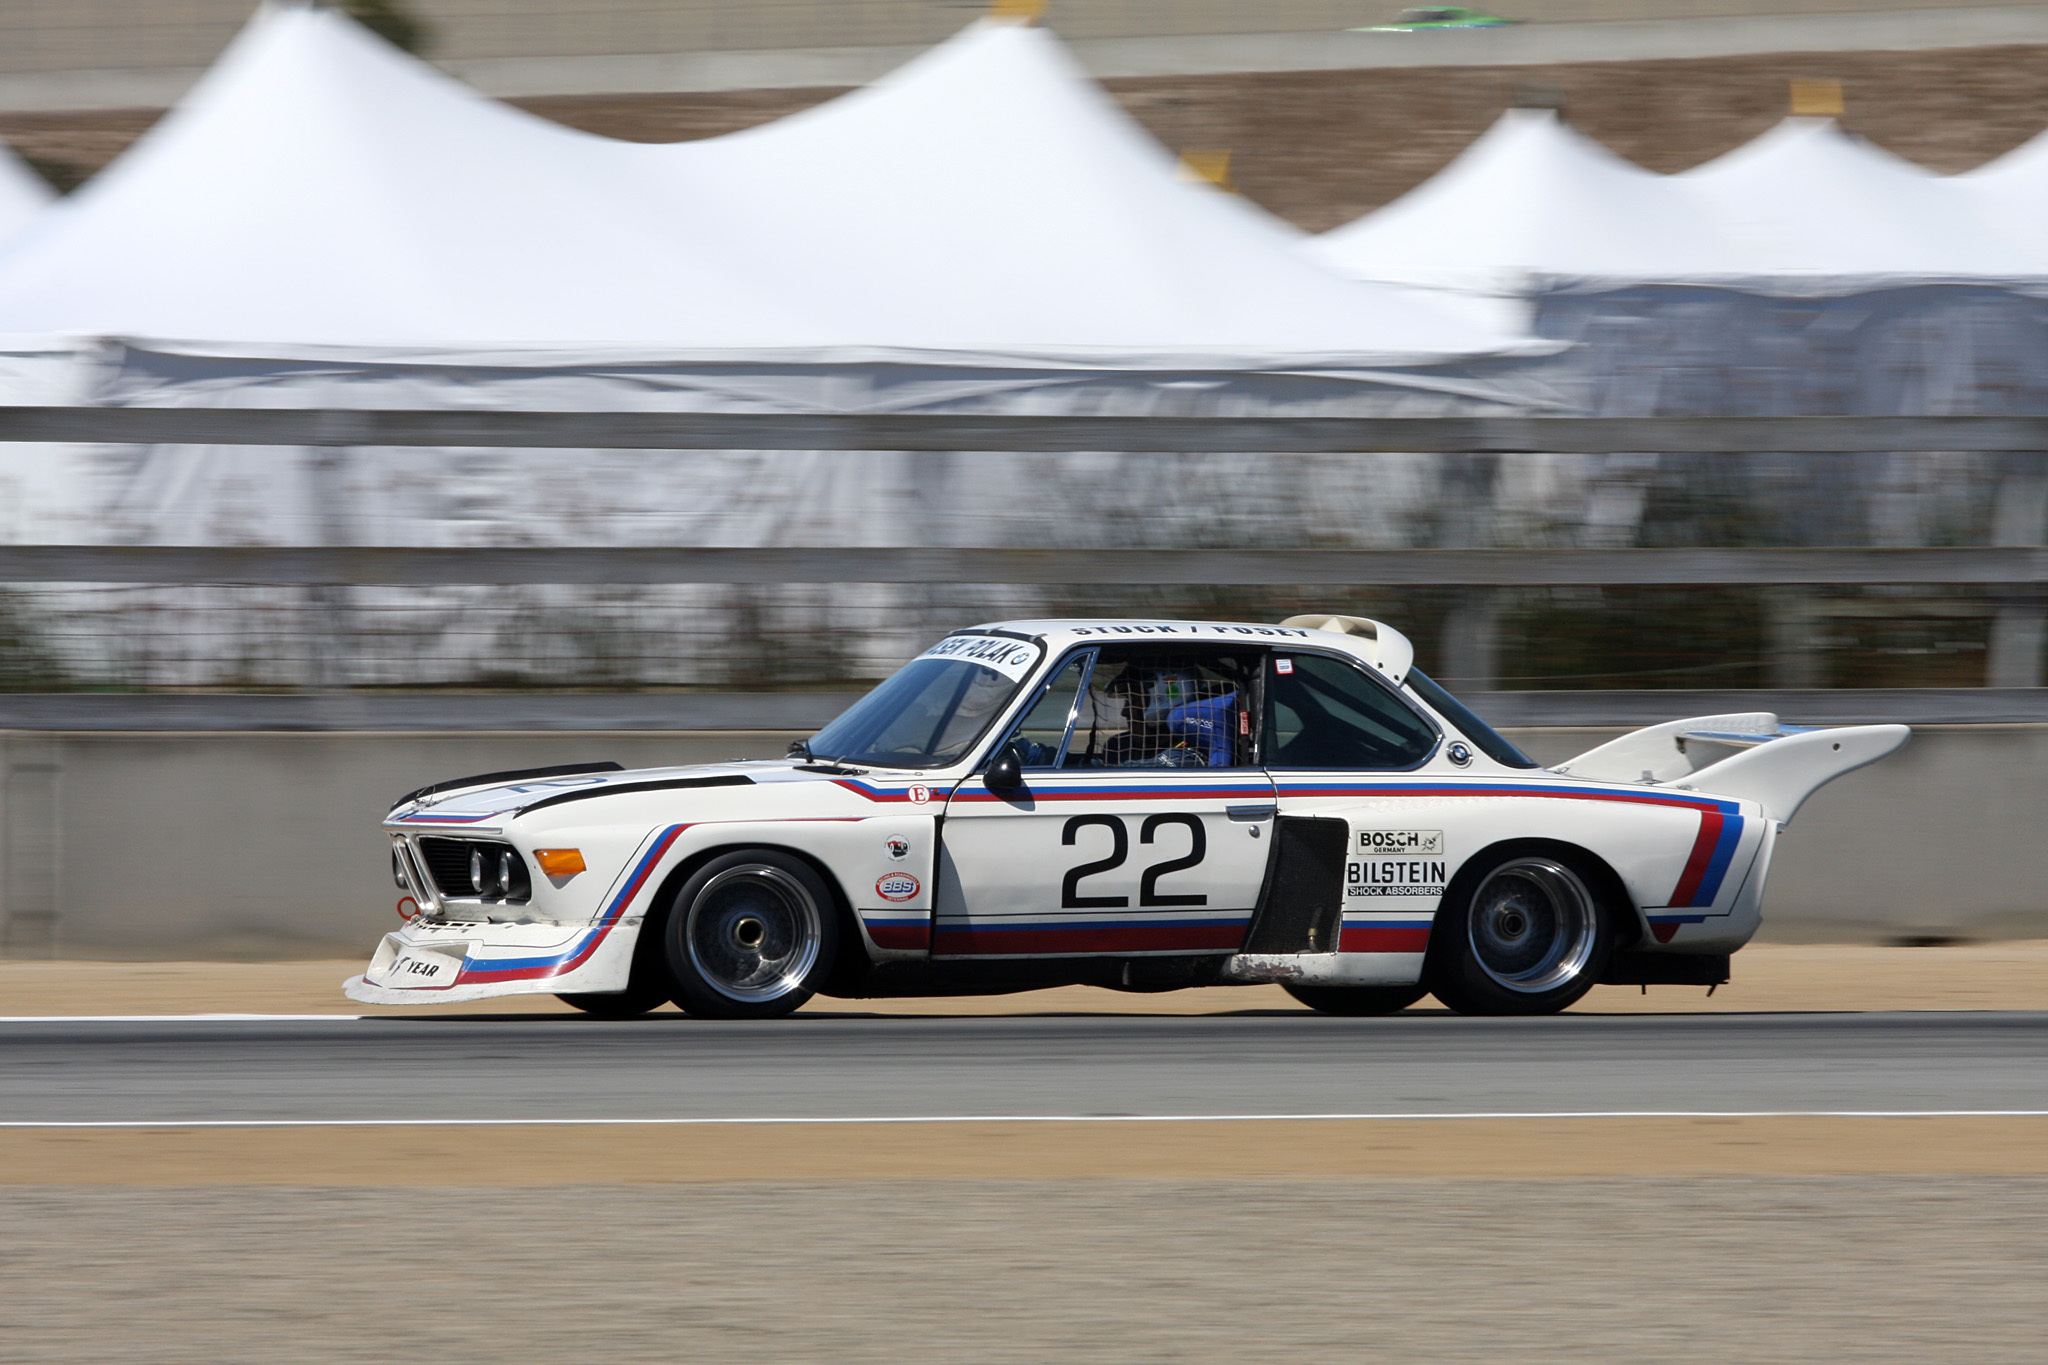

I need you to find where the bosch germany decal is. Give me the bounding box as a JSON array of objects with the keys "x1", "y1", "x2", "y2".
[{"x1": 1356, "y1": 830, "x2": 1444, "y2": 856}]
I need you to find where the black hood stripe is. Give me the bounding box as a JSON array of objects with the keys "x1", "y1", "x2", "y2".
[
  {"x1": 515, "y1": 774, "x2": 754, "y2": 816},
  {"x1": 390, "y1": 761, "x2": 624, "y2": 813}
]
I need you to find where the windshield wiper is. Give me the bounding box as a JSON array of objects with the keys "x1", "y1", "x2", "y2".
[{"x1": 787, "y1": 738, "x2": 865, "y2": 775}]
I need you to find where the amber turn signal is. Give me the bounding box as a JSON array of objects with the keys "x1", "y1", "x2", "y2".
[{"x1": 534, "y1": 848, "x2": 586, "y2": 877}]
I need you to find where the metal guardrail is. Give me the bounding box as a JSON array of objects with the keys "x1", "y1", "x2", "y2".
[
  {"x1": 2, "y1": 408, "x2": 2047, "y2": 453},
  {"x1": 0, "y1": 688, "x2": 2039, "y2": 732},
  {"x1": 0, "y1": 545, "x2": 2042, "y2": 585}
]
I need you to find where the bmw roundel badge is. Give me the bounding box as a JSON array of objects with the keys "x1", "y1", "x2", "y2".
[{"x1": 1447, "y1": 741, "x2": 1473, "y2": 767}]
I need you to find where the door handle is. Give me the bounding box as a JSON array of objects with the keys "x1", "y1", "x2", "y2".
[{"x1": 1226, "y1": 804, "x2": 1277, "y2": 823}]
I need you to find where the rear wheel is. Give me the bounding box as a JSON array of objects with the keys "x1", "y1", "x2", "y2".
[
  {"x1": 1282, "y1": 983, "x2": 1427, "y2": 1015},
  {"x1": 1427, "y1": 848, "x2": 1614, "y2": 1016},
  {"x1": 664, "y1": 850, "x2": 841, "y2": 1019}
]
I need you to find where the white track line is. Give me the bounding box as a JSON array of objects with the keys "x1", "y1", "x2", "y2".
[{"x1": 5, "y1": 1110, "x2": 2048, "y2": 1129}]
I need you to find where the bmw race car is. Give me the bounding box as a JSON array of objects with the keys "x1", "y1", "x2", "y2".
[{"x1": 348, "y1": 615, "x2": 1908, "y2": 1017}]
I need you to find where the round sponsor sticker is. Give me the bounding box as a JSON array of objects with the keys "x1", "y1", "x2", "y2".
[
  {"x1": 876, "y1": 873, "x2": 921, "y2": 903},
  {"x1": 885, "y1": 835, "x2": 911, "y2": 861},
  {"x1": 907, "y1": 784, "x2": 932, "y2": 805}
]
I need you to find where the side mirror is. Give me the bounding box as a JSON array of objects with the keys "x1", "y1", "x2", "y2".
[{"x1": 985, "y1": 744, "x2": 1025, "y2": 793}]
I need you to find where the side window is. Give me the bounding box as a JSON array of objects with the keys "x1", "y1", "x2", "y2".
[
  {"x1": 1066, "y1": 646, "x2": 1257, "y2": 769},
  {"x1": 997, "y1": 652, "x2": 1092, "y2": 768},
  {"x1": 1265, "y1": 653, "x2": 1437, "y2": 770}
]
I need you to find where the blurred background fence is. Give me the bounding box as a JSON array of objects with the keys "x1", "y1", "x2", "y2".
[{"x1": 0, "y1": 409, "x2": 2040, "y2": 695}]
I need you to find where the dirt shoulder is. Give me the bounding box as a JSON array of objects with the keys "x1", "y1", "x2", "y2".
[
  {"x1": 6, "y1": 1115, "x2": 2048, "y2": 1185},
  {"x1": 1, "y1": 939, "x2": 2042, "y2": 1016}
]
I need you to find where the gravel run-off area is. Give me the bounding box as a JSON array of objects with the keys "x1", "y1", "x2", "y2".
[{"x1": 4, "y1": 1177, "x2": 2046, "y2": 1364}]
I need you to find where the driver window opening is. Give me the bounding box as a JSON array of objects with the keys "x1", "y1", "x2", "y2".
[
  {"x1": 1002, "y1": 645, "x2": 1260, "y2": 770},
  {"x1": 1003, "y1": 653, "x2": 1093, "y2": 768}
]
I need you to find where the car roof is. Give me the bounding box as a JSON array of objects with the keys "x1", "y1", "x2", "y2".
[{"x1": 952, "y1": 617, "x2": 1416, "y2": 683}]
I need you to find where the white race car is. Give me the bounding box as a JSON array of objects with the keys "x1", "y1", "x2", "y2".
[{"x1": 348, "y1": 615, "x2": 1908, "y2": 1017}]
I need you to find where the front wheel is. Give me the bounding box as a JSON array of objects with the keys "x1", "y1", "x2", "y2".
[
  {"x1": 663, "y1": 850, "x2": 841, "y2": 1019},
  {"x1": 1282, "y1": 983, "x2": 1428, "y2": 1016},
  {"x1": 1426, "y1": 848, "x2": 1614, "y2": 1016}
]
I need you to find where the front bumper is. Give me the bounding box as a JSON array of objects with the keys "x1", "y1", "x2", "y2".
[{"x1": 344, "y1": 913, "x2": 639, "y2": 1006}]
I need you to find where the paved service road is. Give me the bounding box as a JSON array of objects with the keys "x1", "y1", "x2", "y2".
[{"x1": 3, "y1": 1011, "x2": 2045, "y2": 1124}]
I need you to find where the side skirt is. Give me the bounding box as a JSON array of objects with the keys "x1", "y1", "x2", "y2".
[{"x1": 824, "y1": 954, "x2": 1237, "y2": 999}]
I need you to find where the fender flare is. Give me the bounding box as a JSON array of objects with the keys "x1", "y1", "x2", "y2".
[{"x1": 1421, "y1": 836, "x2": 1644, "y2": 979}]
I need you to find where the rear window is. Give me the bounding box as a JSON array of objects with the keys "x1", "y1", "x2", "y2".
[{"x1": 1406, "y1": 668, "x2": 1540, "y2": 769}]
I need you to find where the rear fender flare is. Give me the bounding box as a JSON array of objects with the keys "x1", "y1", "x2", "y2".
[{"x1": 1421, "y1": 837, "x2": 1643, "y2": 981}]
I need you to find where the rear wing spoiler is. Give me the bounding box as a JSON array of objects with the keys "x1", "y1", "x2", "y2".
[{"x1": 1550, "y1": 712, "x2": 1910, "y2": 825}]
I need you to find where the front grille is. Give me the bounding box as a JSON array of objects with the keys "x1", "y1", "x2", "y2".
[{"x1": 417, "y1": 838, "x2": 531, "y2": 902}]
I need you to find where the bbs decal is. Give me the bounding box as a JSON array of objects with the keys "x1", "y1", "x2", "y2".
[{"x1": 1061, "y1": 813, "x2": 1208, "y2": 909}]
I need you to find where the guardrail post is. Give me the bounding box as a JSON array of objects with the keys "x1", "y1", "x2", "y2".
[
  {"x1": 1, "y1": 737, "x2": 61, "y2": 958},
  {"x1": 1766, "y1": 587, "x2": 1826, "y2": 690},
  {"x1": 1440, "y1": 590, "x2": 1502, "y2": 691},
  {"x1": 1987, "y1": 457, "x2": 2047, "y2": 689}
]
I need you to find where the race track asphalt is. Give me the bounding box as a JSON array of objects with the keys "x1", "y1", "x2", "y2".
[{"x1": 4, "y1": 1010, "x2": 2046, "y2": 1124}]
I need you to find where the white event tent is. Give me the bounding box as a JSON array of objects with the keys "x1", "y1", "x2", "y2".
[
  {"x1": 1305, "y1": 109, "x2": 1730, "y2": 296},
  {"x1": 0, "y1": 3, "x2": 1537, "y2": 365},
  {"x1": 1313, "y1": 108, "x2": 2048, "y2": 297},
  {"x1": 0, "y1": 141, "x2": 52, "y2": 248},
  {"x1": 1312, "y1": 108, "x2": 2048, "y2": 425},
  {"x1": 0, "y1": 4, "x2": 1556, "y2": 684},
  {"x1": 1956, "y1": 124, "x2": 2048, "y2": 246}
]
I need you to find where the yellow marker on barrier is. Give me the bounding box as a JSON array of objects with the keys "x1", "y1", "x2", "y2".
[
  {"x1": 1790, "y1": 78, "x2": 1844, "y2": 117},
  {"x1": 1176, "y1": 149, "x2": 1235, "y2": 193}
]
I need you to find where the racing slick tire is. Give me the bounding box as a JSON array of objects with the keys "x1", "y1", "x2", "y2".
[
  {"x1": 1281, "y1": 983, "x2": 1428, "y2": 1015},
  {"x1": 662, "y1": 849, "x2": 842, "y2": 1020},
  {"x1": 1425, "y1": 845, "x2": 1616, "y2": 1016},
  {"x1": 555, "y1": 982, "x2": 670, "y2": 1017}
]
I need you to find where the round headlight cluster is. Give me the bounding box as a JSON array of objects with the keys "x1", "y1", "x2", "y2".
[{"x1": 469, "y1": 848, "x2": 517, "y2": 897}]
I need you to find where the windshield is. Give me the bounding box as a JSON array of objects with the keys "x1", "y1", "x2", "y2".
[
  {"x1": 1406, "y1": 668, "x2": 1540, "y2": 769},
  {"x1": 806, "y1": 635, "x2": 1042, "y2": 769}
]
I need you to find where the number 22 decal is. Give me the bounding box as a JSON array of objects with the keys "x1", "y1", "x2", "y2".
[{"x1": 1060, "y1": 814, "x2": 1208, "y2": 909}]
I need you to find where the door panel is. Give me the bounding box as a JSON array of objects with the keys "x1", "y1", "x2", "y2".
[
  {"x1": 935, "y1": 771, "x2": 1277, "y2": 957},
  {"x1": 936, "y1": 641, "x2": 1276, "y2": 958}
]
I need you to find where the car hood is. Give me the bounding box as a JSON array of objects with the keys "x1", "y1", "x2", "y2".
[{"x1": 386, "y1": 759, "x2": 914, "y2": 826}]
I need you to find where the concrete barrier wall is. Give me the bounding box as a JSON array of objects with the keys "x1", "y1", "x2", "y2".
[{"x1": 2, "y1": 724, "x2": 2043, "y2": 961}]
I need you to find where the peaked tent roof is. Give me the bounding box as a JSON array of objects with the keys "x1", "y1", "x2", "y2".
[
  {"x1": 0, "y1": 140, "x2": 53, "y2": 247},
  {"x1": 1952, "y1": 124, "x2": 2048, "y2": 247},
  {"x1": 636, "y1": 21, "x2": 1545, "y2": 364},
  {"x1": 0, "y1": 4, "x2": 1536, "y2": 366},
  {"x1": 1306, "y1": 109, "x2": 1725, "y2": 294},
  {"x1": 1676, "y1": 116, "x2": 2048, "y2": 288},
  {"x1": 0, "y1": 4, "x2": 833, "y2": 352},
  {"x1": 1313, "y1": 111, "x2": 2048, "y2": 296}
]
